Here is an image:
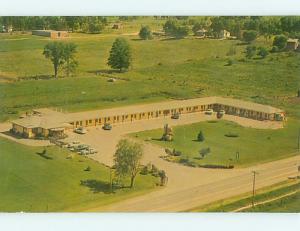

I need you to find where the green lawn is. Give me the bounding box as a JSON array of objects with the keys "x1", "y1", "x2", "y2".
[
  {"x1": 131, "y1": 119, "x2": 300, "y2": 167},
  {"x1": 0, "y1": 137, "x2": 159, "y2": 212},
  {"x1": 197, "y1": 181, "x2": 300, "y2": 212},
  {"x1": 0, "y1": 31, "x2": 299, "y2": 122}
]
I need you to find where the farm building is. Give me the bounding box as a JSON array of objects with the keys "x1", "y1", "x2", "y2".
[
  {"x1": 195, "y1": 29, "x2": 207, "y2": 37},
  {"x1": 32, "y1": 30, "x2": 68, "y2": 39},
  {"x1": 11, "y1": 97, "x2": 285, "y2": 139},
  {"x1": 286, "y1": 39, "x2": 299, "y2": 51},
  {"x1": 219, "y1": 30, "x2": 231, "y2": 39}
]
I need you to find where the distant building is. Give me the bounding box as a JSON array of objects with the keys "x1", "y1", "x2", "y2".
[
  {"x1": 195, "y1": 29, "x2": 207, "y2": 37},
  {"x1": 112, "y1": 23, "x2": 122, "y2": 29},
  {"x1": 219, "y1": 30, "x2": 231, "y2": 39},
  {"x1": 286, "y1": 39, "x2": 299, "y2": 51},
  {"x1": 32, "y1": 30, "x2": 68, "y2": 39}
]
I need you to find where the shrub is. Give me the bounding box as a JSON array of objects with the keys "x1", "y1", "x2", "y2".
[
  {"x1": 273, "y1": 35, "x2": 288, "y2": 50},
  {"x1": 257, "y1": 47, "x2": 269, "y2": 58},
  {"x1": 140, "y1": 166, "x2": 149, "y2": 175},
  {"x1": 226, "y1": 58, "x2": 234, "y2": 66},
  {"x1": 199, "y1": 147, "x2": 211, "y2": 158},
  {"x1": 225, "y1": 132, "x2": 239, "y2": 138},
  {"x1": 271, "y1": 46, "x2": 279, "y2": 53},
  {"x1": 179, "y1": 157, "x2": 189, "y2": 164},
  {"x1": 172, "y1": 149, "x2": 182, "y2": 156},
  {"x1": 197, "y1": 131, "x2": 205, "y2": 142},
  {"x1": 139, "y1": 26, "x2": 153, "y2": 40},
  {"x1": 84, "y1": 166, "x2": 91, "y2": 171},
  {"x1": 242, "y1": 30, "x2": 257, "y2": 43},
  {"x1": 165, "y1": 148, "x2": 173, "y2": 155},
  {"x1": 245, "y1": 45, "x2": 256, "y2": 59}
]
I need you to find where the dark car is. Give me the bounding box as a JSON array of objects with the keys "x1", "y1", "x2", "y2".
[
  {"x1": 171, "y1": 113, "x2": 180, "y2": 119},
  {"x1": 102, "y1": 123, "x2": 112, "y2": 130}
]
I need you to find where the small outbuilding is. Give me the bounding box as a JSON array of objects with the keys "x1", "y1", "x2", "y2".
[
  {"x1": 32, "y1": 30, "x2": 68, "y2": 39},
  {"x1": 219, "y1": 30, "x2": 231, "y2": 39},
  {"x1": 195, "y1": 29, "x2": 207, "y2": 38},
  {"x1": 286, "y1": 39, "x2": 299, "y2": 51}
]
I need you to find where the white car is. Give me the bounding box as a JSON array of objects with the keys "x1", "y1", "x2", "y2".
[
  {"x1": 204, "y1": 109, "x2": 214, "y2": 115},
  {"x1": 74, "y1": 127, "x2": 87, "y2": 134},
  {"x1": 88, "y1": 148, "x2": 98, "y2": 154}
]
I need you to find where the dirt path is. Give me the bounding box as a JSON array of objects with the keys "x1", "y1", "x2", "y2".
[{"x1": 232, "y1": 189, "x2": 300, "y2": 212}]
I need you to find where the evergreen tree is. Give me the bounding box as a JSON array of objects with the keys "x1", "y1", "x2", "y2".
[
  {"x1": 108, "y1": 38, "x2": 131, "y2": 72},
  {"x1": 139, "y1": 26, "x2": 152, "y2": 40},
  {"x1": 197, "y1": 131, "x2": 205, "y2": 142}
]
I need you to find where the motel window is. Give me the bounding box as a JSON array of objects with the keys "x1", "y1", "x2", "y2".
[{"x1": 89, "y1": 120, "x2": 92, "y2": 123}]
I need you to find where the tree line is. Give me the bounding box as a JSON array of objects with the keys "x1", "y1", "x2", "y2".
[{"x1": 1, "y1": 16, "x2": 300, "y2": 38}]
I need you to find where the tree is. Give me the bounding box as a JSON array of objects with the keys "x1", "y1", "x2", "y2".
[
  {"x1": 163, "y1": 20, "x2": 189, "y2": 39},
  {"x1": 108, "y1": 38, "x2": 131, "y2": 72},
  {"x1": 197, "y1": 131, "x2": 205, "y2": 142},
  {"x1": 273, "y1": 35, "x2": 288, "y2": 51},
  {"x1": 43, "y1": 42, "x2": 66, "y2": 78},
  {"x1": 139, "y1": 26, "x2": 152, "y2": 40},
  {"x1": 63, "y1": 43, "x2": 78, "y2": 77},
  {"x1": 173, "y1": 26, "x2": 189, "y2": 39},
  {"x1": 242, "y1": 30, "x2": 257, "y2": 43},
  {"x1": 257, "y1": 47, "x2": 269, "y2": 59},
  {"x1": 245, "y1": 45, "x2": 256, "y2": 59},
  {"x1": 114, "y1": 139, "x2": 143, "y2": 188}
]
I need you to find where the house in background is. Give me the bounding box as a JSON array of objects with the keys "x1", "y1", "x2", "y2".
[
  {"x1": 195, "y1": 29, "x2": 207, "y2": 38},
  {"x1": 112, "y1": 23, "x2": 123, "y2": 29},
  {"x1": 286, "y1": 38, "x2": 299, "y2": 51},
  {"x1": 32, "y1": 30, "x2": 68, "y2": 39},
  {"x1": 219, "y1": 29, "x2": 231, "y2": 39}
]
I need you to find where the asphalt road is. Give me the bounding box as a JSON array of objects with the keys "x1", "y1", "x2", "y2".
[{"x1": 86, "y1": 155, "x2": 299, "y2": 212}]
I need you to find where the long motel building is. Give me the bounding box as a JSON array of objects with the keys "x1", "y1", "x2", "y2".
[{"x1": 11, "y1": 97, "x2": 285, "y2": 138}]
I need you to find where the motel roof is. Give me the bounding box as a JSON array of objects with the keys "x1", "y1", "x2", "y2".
[
  {"x1": 12, "y1": 97, "x2": 283, "y2": 129},
  {"x1": 66, "y1": 96, "x2": 283, "y2": 122}
]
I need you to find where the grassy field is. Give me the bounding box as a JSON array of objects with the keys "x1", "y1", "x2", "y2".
[
  {"x1": 192, "y1": 180, "x2": 300, "y2": 212},
  {"x1": 0, "y1": 27, "x2": 299, "y2": 122},
  {"x1": 0, "y1": 137, "x2": 159, "y2": 212},
  {"x1": 131, "y1": 119, "x2": 300, "y2": 167}
]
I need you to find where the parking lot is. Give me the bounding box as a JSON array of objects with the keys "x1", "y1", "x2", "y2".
[{"x1": 63, "y1": 111, "x2": 283, "y2": 166}]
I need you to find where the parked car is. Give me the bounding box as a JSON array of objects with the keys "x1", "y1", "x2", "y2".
[
  {"x1": 102, "y1": 123, "x2": 112, "y2": 130},
  {"x1": 217, "y1": 110, "x2": 225, "y2": 119},
  {"x1": 171, "y1": 113, "x2": 180, "y2": 119},
  {"x1": 74, "y1": 127, "x2": 87, "y2": 134},
  {"x1": 76, "y1": 144, "x2": 89, "y2": 151},
  {"x1": 79, "y1": 149, "x2": 89, "y2": 155},
  {"x1": 204, "y1": 109, "x2": 214, "y2": 115},
  {"x1": 88, "y1": 148, "x2": 98, "y2": 154}
]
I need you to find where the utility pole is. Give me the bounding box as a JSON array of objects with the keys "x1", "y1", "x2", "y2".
[
  {"x1": 110, "y1": 167, "x2": 113, "y2": 193},
  {"x1": 297, "y1": 128, "x2": 300, "y2": 152},
  {"x1": 252, "y1": 171, "x2": 258, "y2": 208}
]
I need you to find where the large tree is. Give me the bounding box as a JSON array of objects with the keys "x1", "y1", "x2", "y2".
[
  {"x1": 108, "y1": 38, "x2": 131, "y2": 72},
  {"x1": 43, "y1": 42, "x2": 77, "y2": 78},
  {"x1": 242, "y1": 30, "x2": 257, "y2": 43},
  {"x1": 273, "y1": 35, "x2": 288, "y2": 50},
  {"x1": 43, "y1": 42, "x2": 66, "y2": 78},
  {"x1": 139, "y1": 25, "x2": 152, "y2": 40},
  {"x1": 114, "y1": 139, "x2": 143, "y2": 188}
]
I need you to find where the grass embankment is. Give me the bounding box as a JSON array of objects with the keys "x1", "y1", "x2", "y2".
[
  {"x1": 131, "y1": 119, "x2": 300, "y2": 167},
  {"x1": 0, "y1": 137, "x2": 159, "y2": 212},
  {"x1": 0, "y1": 32, "x2": 299, "y2": 121},
  {"x1": 189, "y1": 180, "x2": 300, "y2": 212}
]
